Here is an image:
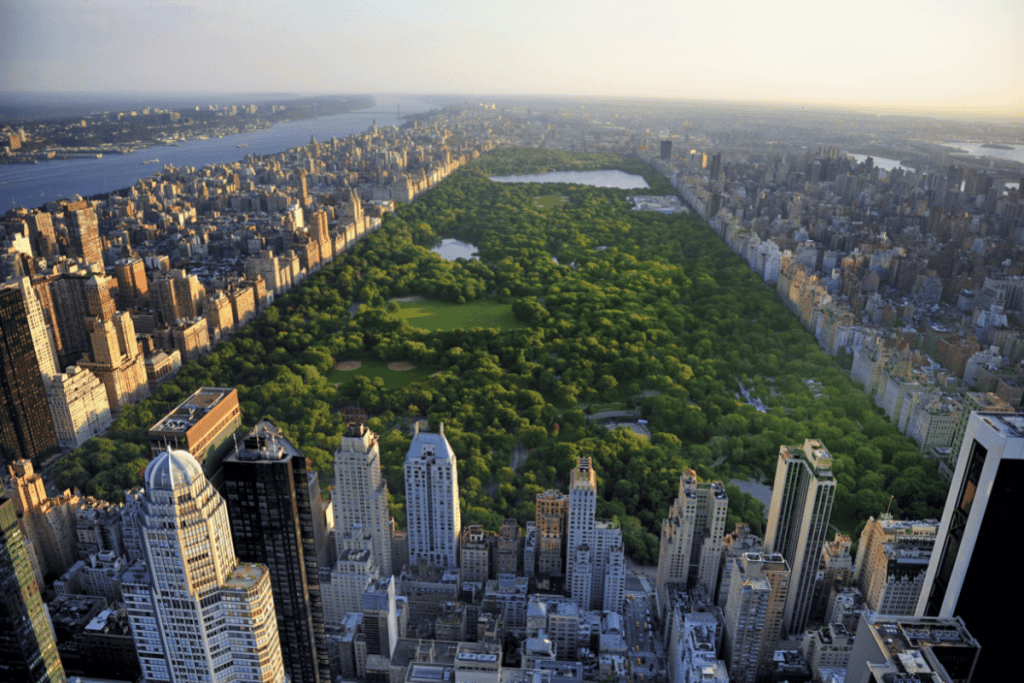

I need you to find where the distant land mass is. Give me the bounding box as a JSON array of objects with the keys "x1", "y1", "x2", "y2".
[{"x1": 981, "y1": 142, "x2": 1015, "y2": 150}]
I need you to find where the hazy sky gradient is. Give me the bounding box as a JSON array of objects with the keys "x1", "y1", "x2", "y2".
[{"x1": 2, "y1": 0, "x2": 1022, "y2": 113}]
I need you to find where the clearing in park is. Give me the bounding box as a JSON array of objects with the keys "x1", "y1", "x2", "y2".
[
  {"x1": 395, "y1": 298, "x2": 526, "y2": 332},
  {"x1": 533, "y1": 194, "x2": 568, "y2": 210},
  {"x1": 326, "y1": 356, "x2": 434, "y2": 387}
]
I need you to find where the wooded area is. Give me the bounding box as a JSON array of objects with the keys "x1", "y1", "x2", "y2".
[{"x1": 55, "y1": 148, "x2": 949, "y2": 563}]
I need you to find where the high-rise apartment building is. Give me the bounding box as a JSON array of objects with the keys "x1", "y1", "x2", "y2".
[
  {"x1": 807, "y1": 533, "x2": 853, "y2": 625},
  {"x1": 222, "y1": 419, "x2": 330, "y2": 683},
  {"x1": 404, "y1": 423, "x2": 460, "y2": 569},
  {"x1": 460, "y1": 525, "x2": 492, "y2": 583},
  {"x1": 722, "y1": 552, "x2": 790, "y2": 683},
  {"x1": 9, "y1": 276, "x2": 57, "y2": 377},
  {"x1": 565, "y1": 458, "x2": 625, "y2": 611},
  {"x1": 854, "y1": 516, "x2": 938, "y2": 616},
  {"x1": 918, "y1": 411, "x2": 1023, "y2": 680},
  {"x1": 114, "y1": 256, "x2": 149, "y2": 310},
  {"x1": 334, "y1": 422, "x2": 394, "y2": 577},
  {"x1": 656, "y1": 469, "x2": 728, "y2": 611},
  {"x1": 79, "y1": 310, "x2": 149, "y2": 411},
  {"x1": 119, "y1": 448, "x2": 286, "y2": 683},
  {"x1": 0, "y1": 285, "x2": 58, "y2": 465},
  {"x1": 764, "y1": 439, "x2": 836, "y2": 635},
  {"x1": 84, "y1": 274, "x2": 116, "y2": 322},
  {"x1": 6, "y1": 459, "x2": 80, "y2": 582},
  {"x1": 496, "y1": 518, "x2": 521, "y2": 576},
  {"x1": 846, "y1": 614, "x2": 980, "y2": 683},
  {"x1": 154, "y1": 269, "x2": 204, "y2": 325},
  {"x1": 65, "y1": 202, "x2": 101, "y2": 267},
  {"x1": 42, "y1": 366, "x2": 112, "y2": 450},
  {"x1": 535, "y1": 489, "x2": 567, "y2": 577},
  {"x1": 0, "y1": 496, "x2": 66, "y2": 683},
  {"x1": 566, "y1": 457, "x2": 597, "y2": 589},
  {"x1": 362, "y1": 576, "x2": 400, "y2": 660}
]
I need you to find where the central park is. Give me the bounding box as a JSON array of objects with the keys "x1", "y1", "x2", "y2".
[{"x1": 55, "y1": 148, "x2": 949, "y2": 563}]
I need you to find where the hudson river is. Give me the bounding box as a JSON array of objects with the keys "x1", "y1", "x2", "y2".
[{"x1": 0, "y1": 96, "x2": 434, "y2": 211}]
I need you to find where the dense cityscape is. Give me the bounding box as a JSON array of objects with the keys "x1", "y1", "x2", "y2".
[{"x1": 1, "y1": 96, "x2": 1021, "y2": 683}]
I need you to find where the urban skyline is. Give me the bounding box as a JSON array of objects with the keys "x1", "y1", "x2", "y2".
[{"x1": 1, "y1": 87, "x2": 1019, "y2": 681}]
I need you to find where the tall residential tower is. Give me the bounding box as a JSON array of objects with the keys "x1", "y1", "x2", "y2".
[
  {"x1": 404, "y1": 423, "x2": 460, "y2": 569},
  {"x1": 334, "y1": 422, "x2": 393, "y2": 577},
  {"x1": 119, "y1": 449, "x2": 285, "y2": 683},
  {"x1": 764, "y1": 439, "x2": 836, "y2": 635},
  {"x1": 222, "y1": 419, "x2": 330, "y2": 683},
  {"x1": 656, "y1": 469, "x2": 728, "y2": 611}
]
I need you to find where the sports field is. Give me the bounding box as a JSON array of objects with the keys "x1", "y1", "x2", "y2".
[
  {"x1": 395, "y1": 298, "x2": 525, "y2": 331},
  {"x1": 326, "y1": 356, "x2": 435, "y2": 387}
]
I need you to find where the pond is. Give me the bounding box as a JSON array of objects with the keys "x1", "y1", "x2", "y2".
[
  {"x1": 489, "y1": 169, "x2": 650, "y2": 189},
  {"x1": 431, "y1": 238, "x2": 479, "y2": 261}
]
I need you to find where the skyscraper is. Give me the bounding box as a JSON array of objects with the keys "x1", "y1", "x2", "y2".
[
  {"x1": 566, "y1": 457, "x2": 597, "y2": 589},
  {"x1": 565, "y1": 457, "x2": 625, "y2": 611},
  {"x1": 722, "y1": 552, "x2": 790, "y2": 683},
  {"x1": 656, "y1": 469, "x2": 728, "y2": 611},
  {"x1": 65, "y1": 202, "x2": 101, "y2": 267},
  {"x1": 114, "y1": 256, "x2": 149, "y2": 310},
  {"x1": 854, "y1": 516, "x2": 938, "y2": 616},
  {"x1": 764, "y1": 439, "x2": 836, "y2": 635},
  {"x1": 0, "y1": 496, "x2": 66, "y2": 683},
  {"x1": 404, "y1": 423, "x2": 460, "y2": 569},
  {"x1": 120, "y1": 448, "x2": 286, "y2": 683},
  {"x1": 0, "y1": 285, "x2": 58, "y2": 465},
  {"x1": 917, "y1": 411, "x2": 1023, "y2": 680},
  {"x1": 535, "y1": 489, "x2": 568, "y2": 577},
  {"x1": 334, "y1": 422, "x2": 393, "y2": 577},
  {"x1": 222, "y1": 419, "x2": 330, "y2": 683}
]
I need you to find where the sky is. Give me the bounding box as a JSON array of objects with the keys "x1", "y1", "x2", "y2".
[{"x1": 2, "y1": 0, "x2": 1022, "y2": 115}]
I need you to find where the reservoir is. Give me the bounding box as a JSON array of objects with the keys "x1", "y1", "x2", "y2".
[
  {"x1": 489, "y1": 169, "x2": 649, "y2": 189},
  {"x1": 431, "y1": 239, "x2": 479, "y2": 261},
  {"x1": 0, "y1": 96, "x2": 434, "y2": 210}
]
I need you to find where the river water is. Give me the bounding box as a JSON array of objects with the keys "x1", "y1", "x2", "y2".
[
  {"x1": 0, "y1": 96, "x2": 435, "y2": 210},
  {"x1": 944, "y1": 141, "x2": 1024, "y2": 166},
  {"x1": 849, "y1": 153, "x2": 912, "y2": 173}
]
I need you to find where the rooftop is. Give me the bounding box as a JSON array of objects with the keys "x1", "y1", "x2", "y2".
[{"x1": 148, "y1": 386, "x2": 236, "y2": 436}]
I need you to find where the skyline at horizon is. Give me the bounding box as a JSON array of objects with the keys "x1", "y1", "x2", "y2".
[{"x1": 2, "y1": 0, "x2": 1022, "y2": 117}]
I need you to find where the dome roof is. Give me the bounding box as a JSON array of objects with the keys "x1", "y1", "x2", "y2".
[{"x1": 145, "y1": 448, "x2": 204, "y2": 491}]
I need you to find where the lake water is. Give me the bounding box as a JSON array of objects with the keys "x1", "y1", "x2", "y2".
[
  {"x1": 0, "y1": 96, "x2": 435, "y2": 210},
  {"x1": 431, "y1": 238, "x2": 479, "y2": 261},
  {"x1": 489, "y1": 169, "x2": 650, "y2": 189}
]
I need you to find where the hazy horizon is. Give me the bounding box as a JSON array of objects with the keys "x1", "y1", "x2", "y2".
[{"x1": 2, "y1": 0, "x2": 1022, "y2": 118}]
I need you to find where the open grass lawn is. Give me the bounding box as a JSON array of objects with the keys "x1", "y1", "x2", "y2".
[
  {"x1": 533, "y1": 193, "x2": 568, "y2": 210},
  {"x1": 326, "y1": 356, "x2": 436, "y2": 388},
  {"x1": 395, "y1": 298, "x2": 526, "y2": 331}
]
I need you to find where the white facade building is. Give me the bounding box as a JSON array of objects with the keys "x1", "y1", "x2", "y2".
[
  {"x1": 43, "y1": 366, "x2": 111, "y2": 449},
  {"x1": 404, "y1": 423, "x2": 461, "y2": 569},
  {"x1": 119, "y1": 449, "x2": 285, "y2": 683},
  {"x1": 334, "y1": 423, "x2": 393, "y2": 577}
]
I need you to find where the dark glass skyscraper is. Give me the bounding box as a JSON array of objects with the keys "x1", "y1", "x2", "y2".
[
  {"x1": 0, "y1": 496, "x2": 66, "y2": 683},
  {"x1": 222, "y1": 419, "x2": 329, "y2": 683},
  {"x1": 0, "y1": 286, "x2": 58, "y2": 466},
  {"x1": 919, "y1": 411, "x2": 1021, "y2": 680}
]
